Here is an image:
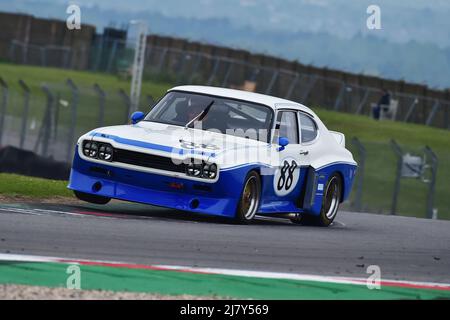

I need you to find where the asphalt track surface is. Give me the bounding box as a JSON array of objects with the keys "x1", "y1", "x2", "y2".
[{"x1": 0, "y1": 201, "x2": 449, "y2": 283}]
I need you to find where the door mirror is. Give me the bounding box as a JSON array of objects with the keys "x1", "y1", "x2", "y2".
[
  {"x1": 278, "y1": 136, "x2": 289, "y2": 152},
  {"x1": 131, "y1": 111, "x2": 145, "y2": 124}
]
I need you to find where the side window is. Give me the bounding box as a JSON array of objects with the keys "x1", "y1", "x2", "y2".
[
  {"x1": 276, "y1": 111, "x2": 299, "y2": 144},
  {"x1": 299, "y1": 113, "x2": 318, "y2": 143}
]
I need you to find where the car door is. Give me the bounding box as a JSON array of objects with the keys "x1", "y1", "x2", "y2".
[{"x1": 272, "y1": 110, "x2": 305, "y2": 198}]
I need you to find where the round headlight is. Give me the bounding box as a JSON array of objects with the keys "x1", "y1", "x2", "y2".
[
  {"x1": 187, "y1": 162, "x2": 202, "y2": 177},
  {"x1": 104, "y1": 146, "x2": 113, "y2": 161},
  {"x1": 203, "y1": 163, "x2": 217, "y2": 179},
  {"x1": 83, "y1": 142, "x2": 91, "y2": 157},
  {"x1": 99, "y1": 144, "x2": 113, "y2": 161},
  {"x1": 89, "y1": 142, "x2": 98, "y2": 158}
]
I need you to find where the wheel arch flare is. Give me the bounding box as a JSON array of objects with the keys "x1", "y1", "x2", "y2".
[{"x1": 302, "y1": 162, "x2": 357, "y2": 216}]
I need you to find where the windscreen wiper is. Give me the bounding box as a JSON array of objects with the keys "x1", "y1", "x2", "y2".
[{"x1": 184, "y1": 100, "x2": 215, "y2": 129}]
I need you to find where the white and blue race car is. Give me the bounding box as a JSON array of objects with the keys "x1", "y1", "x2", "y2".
[{"x1": 68, "y1": 86, "x2": 357, "y2": 226}]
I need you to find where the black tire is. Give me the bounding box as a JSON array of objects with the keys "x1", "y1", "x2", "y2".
[
  {"x1": 74, "y1": 191, "x2": 111, "y2": 205},
  {"x1": 235, "y1": 171, "x2": 261, "y2": 224},
  {"x1": 290, "y1": 173, "x2": 342, "y2": 227}
]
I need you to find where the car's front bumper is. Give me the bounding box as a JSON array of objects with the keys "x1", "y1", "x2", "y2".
[{"x1": 68, "y1": 148, "x2": 249, "y2": 218}]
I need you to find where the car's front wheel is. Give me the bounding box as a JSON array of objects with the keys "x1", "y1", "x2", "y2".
[
  {"x1": 291, "y1": 173, "x2": 342, "y2": 227},
  {"x1": 235, "y1": 171, "x2": 261, "y2": 224},
  {"x1": 74, "y1": 191, "x2": 111, "y2": 205}
]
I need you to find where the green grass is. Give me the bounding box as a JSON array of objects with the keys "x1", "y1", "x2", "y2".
[
  {"x1": 0, "y1": 62, "x2": 170, "y2": 99},
  {"x1": 0, "y1": 63, "x2": 171, "y2": 137},
  {"x1": 0, "y1": 173, "x2": 71, "y2": 198},
  {"x1": 316, "y1": 109, "x2": 450, "y2": 219}
]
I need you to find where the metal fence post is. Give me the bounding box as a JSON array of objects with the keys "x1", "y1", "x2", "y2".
[
  {"x1": 425, "y1": 100, "x2": 440, "y2": 126},
  {"x1": 207, "y1": 58, "x2": 220, "y2": 86},
  {"x1": 53, "y1": 92, "x2": 60, "y2": 144},
  {"x1": 265, "y1": 70, "x2": 279, "y2": 95},
  {"x1": 118, "y1": 89, "x2": 131, "y2": 123},
  {"x1": 423, "y1": 146, "x2": 438, "y2": 219},
  {"x1": 403, "y1": 97, "x2": 418, "y2": 122},
  {"x1": 36, "y1": 85, "x2": 54, "y2": 157},
  {"x1": 157, "y1": 48, "x2": 168, "y2": 73},
  {"x1": 175, "y1": 53, "x2": 188, "y2": 84},
  {"x1": 284, "y1": 73, "x2": 299, "y2": 100},
  {"x1": 355, "y1": 88, "x2": 369, "y2": 114},
  {"x1": 390, "y1": 139, "x2": 403, "y2": 215},
  {"x1": 351, "y1": 137, "x2": 366, "y2": 212},
  {"x1": 222, "y1": 61, "x2": 234, "y2": 88},
  {"x1": 66, "y1": 78, "x2": 79, "y2": 162},
  {"x1": 333, "y1": 82, "x2": 346, "y2": 110},
  {"x1": 445, "y1": 103, "x2": 449, "y2": 129},
  {"x1": 93, "y1": 83, "x2": 105, "y2": 127},
  {"x1": 188, "y1": 53, "x2": 203, "y2": 84},
  {"x1": 18, "y1": 79, "x2": 30, "y2": 149},
  {"x1": 94, "y1": 37, "x2": 104, "y2": 72},
  {"x1": 300, "y1": 75, "x2": 317, "y2": 102},
  {"x1": 0, "y1": 77, "x2": 8, "y2": 146},
  {"x1": 106, "y1": 40, "x2": 118, "y2": 73}
]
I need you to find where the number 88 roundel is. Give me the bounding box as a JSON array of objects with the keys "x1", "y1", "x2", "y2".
[{"x1": 273, "y1": 158, "x2": 300, "y2": 196}]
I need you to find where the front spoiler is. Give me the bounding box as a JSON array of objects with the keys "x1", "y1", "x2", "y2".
[{"x1": 68, "y1": 149, "x2": 246, "y2": 218}]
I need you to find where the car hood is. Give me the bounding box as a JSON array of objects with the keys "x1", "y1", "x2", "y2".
[{"x1": 85, "y1": 121, "x2": 271, "y2": 163}]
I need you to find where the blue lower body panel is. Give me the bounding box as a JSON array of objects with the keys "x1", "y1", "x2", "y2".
[
  {"x1": 69, "y1": 169, "x2": 243, "y2": 217},
  {"x1": 69, "y1": 149, "x2": 250, "y2": 218},
  {"x1": 68, "y1": 148, "x2": 356, "y2": 219}
]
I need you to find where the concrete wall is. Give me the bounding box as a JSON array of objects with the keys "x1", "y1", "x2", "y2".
[
  {"x1": 146, "y1": 34, "x2": 449, "y2": 128},
  {"x1": 146, "y1": 34, "x2": 449, "y2": 98},
  {"x1": 0, "y1": 11, "x2": 448, "y2": 127},
  {"x1": 0, "y1": 11, "x2": 95, "y2": 69}
]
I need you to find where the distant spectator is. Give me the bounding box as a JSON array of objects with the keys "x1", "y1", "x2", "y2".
[{"x1": 373, "y1": 89, "x2": 391, "y2": 120}]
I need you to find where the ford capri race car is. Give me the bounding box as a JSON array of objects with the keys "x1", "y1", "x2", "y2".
[{"x1": 68, "y1": 86, "x2": 357, "y2": 226}]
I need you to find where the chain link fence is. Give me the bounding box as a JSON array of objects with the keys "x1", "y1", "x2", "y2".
[
  {"x1": 0, "y1": 77, "x2": 136, "y2": 163},
  {"x1": 343, "y1": 138, "x2": 447, "y2": 219},
  {"x1": 3, "y1": 39, "x2": 450, "y2": 130},
  {"x1": 142, "y1": 45, "x2": 450, "y2": 130}
]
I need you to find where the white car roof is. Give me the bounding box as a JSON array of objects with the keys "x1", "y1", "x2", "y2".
[{"x1": 169, "y1": 85, "x2": 316, "y2": 116}]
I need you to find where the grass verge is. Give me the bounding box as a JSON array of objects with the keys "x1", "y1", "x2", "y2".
[
  {"x1": 316, "y1": 109, "x2": 450, "y2": 219},
  {"x1": 0, "y1": 174, "x2": 71, "y2": 198}
]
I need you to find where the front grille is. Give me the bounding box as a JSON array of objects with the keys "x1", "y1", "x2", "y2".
[{"x1": 113, "y1": 148, "x2": 186, "y2": 173}]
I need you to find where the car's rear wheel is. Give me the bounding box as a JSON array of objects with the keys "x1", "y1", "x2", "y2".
[
  {"x1": 74, "y1": 191, "x2": 111, "y2": 205},
  {"x1": 235, "y1": 171, "x2": 261, "y2": 224},
  {"x1": 291, "y1": 173, "x2": 342, "y2": 227}
]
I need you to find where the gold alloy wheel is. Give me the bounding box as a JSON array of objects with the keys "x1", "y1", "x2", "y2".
[
  {"x1": 323, "y1": 176, "x2": 340, "y2": 220},
  {"x1": 240, "y1": 175, "x2": 260, "y2": 220}
]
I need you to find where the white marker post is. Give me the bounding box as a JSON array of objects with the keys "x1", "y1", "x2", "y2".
[{"x1": 129, "y1": 20, "x2": 148, "y2": 116}]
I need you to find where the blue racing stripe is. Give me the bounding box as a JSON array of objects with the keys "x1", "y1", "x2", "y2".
[{"x1": 89, "y1": 132, "x2": 216, "y2": 158}]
